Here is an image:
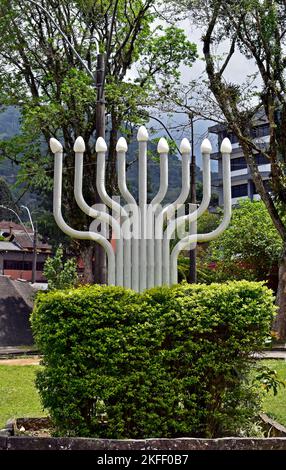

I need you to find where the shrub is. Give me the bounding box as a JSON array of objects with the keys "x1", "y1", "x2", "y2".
[
  {"x1": 31, "y1": 281, "x2": 275, "y2": 438},
  {"x1": 208, "y1": 200, "x2": 282, "y2": 284},
  {"x1": 43, "y1": 245, "x2": 78, "y2": 290}
]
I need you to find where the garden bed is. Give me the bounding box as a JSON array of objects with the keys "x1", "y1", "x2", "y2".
[
  {"x1": 1, "y1": 414, "x2": 286, "y2": 448},
  {"x1": 2, "y1": 435, "x2": 286, "y2": 451}
]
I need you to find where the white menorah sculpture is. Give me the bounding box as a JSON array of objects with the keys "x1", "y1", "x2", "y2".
[{"x1": 49, "y1": 126, "x2": 232, "y2": 292}]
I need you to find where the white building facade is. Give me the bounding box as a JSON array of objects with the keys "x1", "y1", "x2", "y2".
[{"x1": 209, "y1": 114, "x2": 271, "y2": 206}]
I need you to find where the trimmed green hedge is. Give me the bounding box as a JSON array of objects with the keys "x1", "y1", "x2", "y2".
[{"x1": 31, "y1": 281, "x2": 275, "y2": 438}]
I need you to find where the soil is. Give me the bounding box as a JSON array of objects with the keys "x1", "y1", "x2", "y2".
[
  {"x1": 17, "y1": 428, "x2": 52, "y2": 437},
  {"x1": 14, "y1": 418, "x2": 53, "y2": 437}
]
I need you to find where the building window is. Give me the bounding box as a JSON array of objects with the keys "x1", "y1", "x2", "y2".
[
  {"x1": 231, "y1": 184, "x2": 248, "y2": 198},
  {"x1": 251, "y1": 124, "x2": 270, "y2": 138},
  {"x1": 251, "y1": 179, "x2": 271, "y2": 195},
  {"x1": 221, "y1": 131, "x2": 239, "y2": 144},
  {"x1": 231, "y1": 157, "x2": 247, "y2": 171},
  {"x1": 229, "y1": 133, "x2": 239, "y2": 144},
  {"x1": 250, "y1": 181, "x2": 258, "y2": 195},
  {"x1": 36, "y1": 262, "x2": 45, "y2": 271},
  {"x1": 3, "y1": 260, "x2": 45, "y2": 271},
  {"x1": 4, "y1": 260, "x2": 32, "y2": 270},
  {"x1": 255, "y1": 153, "x2": 269, "y2": 165},
  {"x1": 263, "y1": 179, "x2": 271, "y2": 192}
]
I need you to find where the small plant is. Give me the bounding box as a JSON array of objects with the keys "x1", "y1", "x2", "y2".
[
  {"x1": 43, "y1": 245, "x2": 78, "y2": 290},
  {"x1": 255, "y1": 366, "x2": 286, "y2": 396}
]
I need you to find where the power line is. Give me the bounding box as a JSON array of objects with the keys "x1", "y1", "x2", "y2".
[
  {"x1": 2, "y1": 160, "x2": 269, "y2": 180},
  {"x1": 1, "y1": 160, "x2": 99, "y2": 179}
]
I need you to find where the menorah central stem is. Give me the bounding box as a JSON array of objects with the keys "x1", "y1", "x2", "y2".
[
  {"x1": 138, "y1": 131, "x2": 148, "y2": 292},
  {"x1": 149, "y1": 143, "x2": 168, "y2": 288},
  {"x1": 116, "y1": 141, "x2": 140, "y2": 292}
]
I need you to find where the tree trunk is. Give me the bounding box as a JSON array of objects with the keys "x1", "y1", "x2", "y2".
[
  {"x1": 188, "y1": 114, "x2": 196, "y2": 284},
  {"x1": 273, "y1": 249, "x2": 286, "y2": 341},
  {"x1": 80, "y1": 245, "x2": 95, "y2": 284}
]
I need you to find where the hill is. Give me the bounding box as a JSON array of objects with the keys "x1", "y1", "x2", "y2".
[{"x1": 0, "y1": 106, "x2": 205, "y2": 207}]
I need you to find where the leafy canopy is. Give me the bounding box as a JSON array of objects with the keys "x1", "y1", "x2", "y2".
[
  {"x1": 0, "y1": 0, "x2": 197, "y2": 263},
  {"x1": 210, "y1": 200, "x2": 283, "y2": 280}
]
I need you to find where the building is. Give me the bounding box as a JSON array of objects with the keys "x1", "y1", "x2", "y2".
[
  {"x1": 209, "y1": 109, "x2": 271, "y2": 205},
  {"x1": 0, "y1": 221, "x2": 52, "y2": 282}
]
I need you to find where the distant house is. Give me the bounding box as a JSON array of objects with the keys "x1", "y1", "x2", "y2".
[
  {"x1": 0, "y1": 221, "x2": 52, "y2": 282},
  {"x1": 0, "y1": 275, "x2": 34, "y2": 346}
]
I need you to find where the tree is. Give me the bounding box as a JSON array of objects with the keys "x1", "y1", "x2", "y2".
[
  {"x1": 172, "y1": 0, "x2": 286, "y2": 338},
  {"x1": 180, "y1": 201, "x2": 282, "y2": 286},
  {"x1": 0, "y1": 177, "x2": 18, "y2": 220},
  {"x1": 196, "y1": 182, "x2": 218, "y2": 208},
  {"x1": 177, "y1": 210, "x2": 221, "y2": 282},
  {"x1": 0, "y1": 0, "x2": 197, "y2": 283},
  {"x1": 43, "y1": 245, "x2": 78, "y2": 290},
  {"x1": 197, "y1": 209, "x2": 220, "y2": 234},
  {"x1": 209, "y1": 199, "x2": 282, "y2": 283}
]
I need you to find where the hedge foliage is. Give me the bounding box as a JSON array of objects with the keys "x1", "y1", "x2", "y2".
[{"x1": 31, "y1": 281, "x2": 275, "y2": 438}]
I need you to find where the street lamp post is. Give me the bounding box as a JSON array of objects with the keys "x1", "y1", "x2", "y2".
[
  {"x1": 0, "y1": 205, "x2": 33, "y2": 242},
  {"x1": 21, "y1": 205, "x2": 37, "y2": 284}
]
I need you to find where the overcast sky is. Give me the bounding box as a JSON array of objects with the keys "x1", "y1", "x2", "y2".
[{"x1": 148, "y1": 16, "x2": 259, "y2": 170}]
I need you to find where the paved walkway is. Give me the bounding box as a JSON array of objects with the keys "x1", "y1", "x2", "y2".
[
  {"x1": 0, "y1": 346, "x2": 38, "y2": 356},
  {"x1": 0, "y1": 348, "x2": 286, "y2": 363},
  {"x1": 254, "y1": 350, "x2": 286, "y2": 359},
  {"x1": 0, "y1": 356, "x2": 40, "y2": 366}
]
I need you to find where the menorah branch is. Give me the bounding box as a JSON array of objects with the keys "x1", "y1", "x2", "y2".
[{"x1": 50, "y1": 138, "x2": 115, "y2": 285}]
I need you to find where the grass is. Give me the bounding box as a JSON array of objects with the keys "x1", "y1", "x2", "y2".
[
  {"x1": 0, "y1": 360, "x2": 285, "y2": 431},
  {"x1": 0, "y1": 365, "x2": 46, "y2": 428},
  {"x1": 261, "y1": 359, "x2": 286, "y2": 427}
]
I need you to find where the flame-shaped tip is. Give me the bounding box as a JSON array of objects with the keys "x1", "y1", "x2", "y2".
[
  {"x1": 96, "y1": 136, "x2": 107, "y2": 152},
  {"x1": 180, "y1": 138, "x2": 191, "y2": 154},
  {"x1": 220, "y1": 137, "x2": 232, "y2": 154},
  {"x1": 137, "y1": 126, "x2": 149, "y2": 142},
  {"x1": 73, "y1": 136, "x2": 85, "y2": 153},
  {"x1": 200, "y1": 138, "x2": 212, "y2": 154},
  {"x1": 157, "y1": 137, "x2": 169, "y2": 154},
  {"x1": 116, "y1": 137, "x2": 128, "y2": 152},
  {"x1": 49, "y1": 137, "x2": 63, "y2": 154}
]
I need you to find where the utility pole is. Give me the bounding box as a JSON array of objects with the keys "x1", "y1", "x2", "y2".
[
  {"x1": 93, "y1": 52, "x2": 107, "y2": 284},
  {"x1": 189, "y1": 113, "x2": 197, "y2": 284},
  {"x1": 21, "y1": 205, "x2": 37, "y2": 284},
  {"x1": 95, "y1": 54, "x2": 106, "y2": 138}
]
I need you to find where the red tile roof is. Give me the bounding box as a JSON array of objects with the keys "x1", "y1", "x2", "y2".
[{"x1": 0, "y1": 221, "x2": 33, "y2": 233}]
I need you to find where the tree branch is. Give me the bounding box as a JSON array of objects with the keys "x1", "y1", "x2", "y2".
[{"x1": 218, "y1": 36, "x2": 236, "y2": 77}]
